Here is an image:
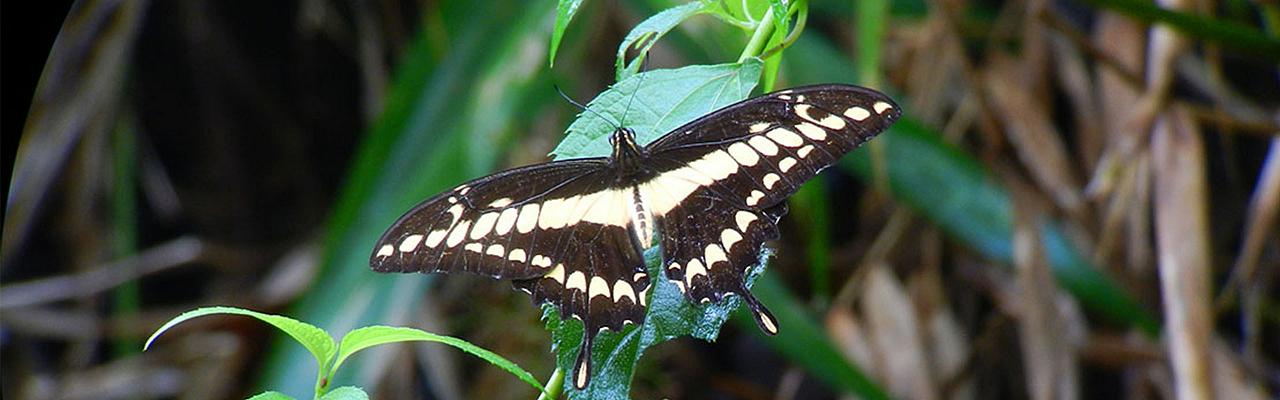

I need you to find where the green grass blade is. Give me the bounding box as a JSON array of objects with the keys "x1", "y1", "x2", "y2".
[
  {"x1": 332, "y1": 326, "x2": 546, "y2": 395},
  {"x1": 146, "y1": 306, "x2": 337, "y2": 376}
]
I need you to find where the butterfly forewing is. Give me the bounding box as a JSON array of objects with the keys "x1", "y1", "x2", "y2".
[
  {"x1": 638, "y1": 84, "x2": 899, "y2": 331},
  {"x1": 371, "y1": 83, "x2": 900, "y2": 390}
]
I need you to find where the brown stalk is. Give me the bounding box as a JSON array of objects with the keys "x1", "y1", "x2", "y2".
[{"x1": 1152, "y1": 106, "x2": 1215, "y2": 400}]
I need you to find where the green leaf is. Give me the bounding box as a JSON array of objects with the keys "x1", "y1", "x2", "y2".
[
  {"x1": 550, "y1": 0, "x2": 587, "y2": 66},
  {"x1": 145, "y1": 306, "x2": 336, "y2": 374},
  {"x1": 546, "y1": 60, "x2": 762, "y2": 398},
  {"x1": 615, "y1": 1, "x2": 714, "y2": 81},
  {"x1": 317, "y1": 386, "x2": 369, "y2": 400},
  {"x1": 330, "y1": 326, "x2": 546, "y2": 395},
  {"x1": 554, "y1": 59, "x2": 763, "y2": 159},
  {"x1": 246, "y1": 391, "x2": 296, "y2": 400}
]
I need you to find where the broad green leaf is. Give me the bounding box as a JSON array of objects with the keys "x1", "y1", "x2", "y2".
[
  {"x1": 260, "y1": 2, "x2": 559, "y2": 396},
  {"x1": 145, "y1": 306, "x2": 336, "y2": 374},
  {"x1": 318, "y1": 386, "x2": 368, "y2": 400},
  {"x1": 554, "y1": 59, "x2": 763, "y2": 159},
  {"x1": 550, "y1": 0, "x2": 587, "y2": 66},
  {"x1": 246, "y1": 391, "x2": 295, "y2": 400},
  {"x1": 330, "y1": 326, "x2": 546, "y2": 395},
  {"x1": 615, "y1": 1, "x2": 714, "y2": 81},
  {"x1": 546, "y1": 60, "x2": 761, "y2": 398}
]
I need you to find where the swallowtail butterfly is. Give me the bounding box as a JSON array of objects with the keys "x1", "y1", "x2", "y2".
[{"x1": 371, "y1": 84, "x2": 900, "y2": 389}]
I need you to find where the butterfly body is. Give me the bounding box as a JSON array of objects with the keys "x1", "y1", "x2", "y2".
[{"x1": 371, "y1": 84, "x2": 900, "y2": 389}]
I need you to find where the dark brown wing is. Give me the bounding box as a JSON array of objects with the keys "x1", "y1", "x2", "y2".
[
  {"x1": 639, "y1": 84, "x2": 900, "y2": 333},
  {"x1": 370, "y1": 158, "x2": 652, "y2": 390}
]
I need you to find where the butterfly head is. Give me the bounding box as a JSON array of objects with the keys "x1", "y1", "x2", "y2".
[{"x1": 608, "y1": 127, "x2": 646, "y2": 176}]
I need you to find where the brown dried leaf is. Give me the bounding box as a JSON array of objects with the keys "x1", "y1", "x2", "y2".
[
  {"x1": 1152, "y1": 106, "x2": 1214, "y2": 400},
  {"x1": 985, "y1": 58, "x2": 1085, "y2": 215},
  {"x1": 861, "y1": 264, "x2": 937, "y2": 400}
]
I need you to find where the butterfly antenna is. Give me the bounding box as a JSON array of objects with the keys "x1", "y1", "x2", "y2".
[
  {"x1": 618, "y1": 54, "x2": 650, "y2": 128},
  {"x1": 556, "y1": 85, "x2": 619, "y2": 130}
]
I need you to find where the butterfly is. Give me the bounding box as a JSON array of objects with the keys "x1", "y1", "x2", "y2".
[{"x1": 370, "y1": 84, "x2": 900, "y2": 389}]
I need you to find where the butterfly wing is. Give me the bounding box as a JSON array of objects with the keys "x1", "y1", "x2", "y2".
[
  {"x1": 640, "y1": 84, "x2": 900, "y2": 332},
  {"x1": 370, "y1": 158, "x2": 652, "y2": 390}
]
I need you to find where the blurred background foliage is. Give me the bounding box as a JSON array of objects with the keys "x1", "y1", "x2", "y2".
[{"x1": 3, "y1": 0, "x2": 1278, "y2": 399}]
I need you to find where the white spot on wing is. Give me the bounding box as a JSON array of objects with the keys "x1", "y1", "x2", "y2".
[
  {"x1": 546, "y1": 263, "x2": 565, "y2": 283},
  {"x1": 727, "y1": 142, "x2": 760, "y2": 166},
  {"x1": 766, "y1": 128, "x2": 804, "y2": 147},
  {"x1": 588, "y1": 276, "x2": 610, "y2": 299},
  {"x1": 749, "y1": 122, "x2": 771, "y2": 133},
  {"x1": 735, "y1": 211, "x2": 758, "y2": 231},
  {"x1": 795, "y1": 122, "x2": 827, "y2": 140},
  {"x1": 705, "y1": 244, "x2": 728, "y2": 266},
  {"x1": 581, "y1": 189, "x2": 630, "y2": 227},
  {"x1": 685, "y1": 259, "x2": 707, "y2": 281},
  {"x1": 748, "y1": 136, "x2": 779, "y2": 156},
  {"x1": 566, "y1": 271, "x2": 587, "y2": 292},
  {"x1": 721, "y1": 229, "x2": 743, "y2": 250},
  {"x1": 762, "y1": 173, "x2": 781, "y2": 189},
  {"x1": 532, "y1": 254, "x2": 552, "y2": 268},
  {"x1": 446, "y1": 221, "x2": 471, "y2": 247},
  {"x1": 399, "y1": 235, "x2": 424, "y2": 252},
  {"x1": 844, "y1": 106, "x2": 871, "y2": 121},
  {"x1": 470, "y1": 212, "x2": 499, "y2": 239},
  {"x1": 746, "y1": 190, "x2": 765, "y2": 206},
  {"x1": 516, "y1": 204, "x2": 540, "y2": 233},
  {"x1": 495, "y1": 208, "x2": 518, "y2": 235},
  {"x1": 613, "y1": 281, "x2": 636, "y2": 303},
  {"x1": 487, "y1": 197, "x2": 513, "y2": 208},
  {"x1": 377, "y1": 244, "x2": 394, "y2": 257},
  {"x1": 508, "y1": 248, "x2": 527, "y2": 262},
  {"x1": 486, "y1": 244, "x2": 505, "y2": 257},
  {"x1": 464, "y1": 242, "x2": 483, "y2": 253},
  {"x1": 538, "y1": 197, "x2": 572, "y2": 229},
  {"x1": 798, "y1": 145, "x2": 815, "y2": 158},
  {"x1": 424, "y1": 229, "x2": 448, "y2": 247},
  {"x1": 779, "y1": 157, "x2": 798, "y2": 173},
  {"x1": 687, "y1": 150, "x2": 739, "y2": 180},
  {"x1": 874, "y1": 101, "x2": 893, "y2": 114}
]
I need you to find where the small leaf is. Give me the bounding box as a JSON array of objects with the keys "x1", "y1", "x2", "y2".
[
  {"x1": 549, "y1": 0, "x2": 587, "y2": 66},
  {"x1": 318, "y1": 386, "x2": 369, "y2": 400},
  {"x1": 329, "y1": 325, "x2": 547, "y2": 395},
  {"x1": 554, "y1": 59, "x2": 763, "y2": 159},
  {"x1": 246, "y1": 391, "x2": 296, "y2": 400},
  {"x1": 614, "y1": 1, "x2": 714, "y2": 80},
  {"x1": 145, "y1": 306, "x2": 336, "y2": 374}
]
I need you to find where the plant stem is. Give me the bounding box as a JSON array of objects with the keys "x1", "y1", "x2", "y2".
[
  {"x1": 536, "y1": 367, "x2": 564, "y2": 400},
  {"x1": 737, "y1": 6, "x2": 776, "y2": 62}
]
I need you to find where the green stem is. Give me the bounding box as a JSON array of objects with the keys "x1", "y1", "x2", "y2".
[
  {"x1": 536, "y1": 367, "x2": 564, "y2": 400},
  {"x1": 737, "y1": 6, "x2": 776, "y2": 62}
]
